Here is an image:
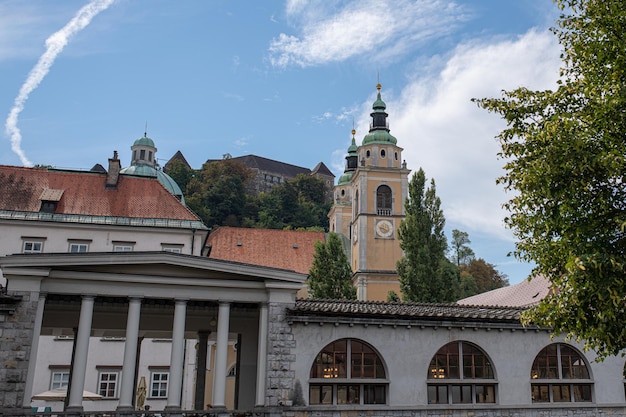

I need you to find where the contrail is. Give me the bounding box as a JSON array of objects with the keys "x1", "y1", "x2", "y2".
[{"x1": 5, "y1": 0, "x2": 115, "y2": 166}]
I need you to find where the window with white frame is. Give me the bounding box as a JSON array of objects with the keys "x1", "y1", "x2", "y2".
[
  {"x1": 150, "y1": 371, "x2": 169, "y2": 398},
  {"x1": 531, "y1": 343, "x2": 592, "y2": 403},
  {"x1": 309, "y1": 338, "x2": 387, "y2": 405},
  {"x1": 113, "y1": 241, "x2": 135, "y2": 252},
  {"x1": 50, "y1": 369, "x2": 70, "y2": 390},
  {"x1": 98, "y1": 370, "x2": 119, "y2": 398},
  {"x1": 68, "y1": 240, "x2": 90, "y2": 253},
  {"x1": 161, "y1": 244, "x2": 183, "y2": 253},
  {"x1": 427, "y1": 341, "x2": 496, "y2": 405},
  {"x1": 22, "y1": 239, "x2": 44, "y2": 253}
]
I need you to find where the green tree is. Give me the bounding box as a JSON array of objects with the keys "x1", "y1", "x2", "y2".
[
  {"x1": 461, "y1": 258, "x2": 509, "y2": 294},
  {"x1": 474, "y1": 0, "x2": 626, "y2": 357},
  {"x1": 387, "y1": 290, "x2": 400, "y2": 302},
  {"x1": 256, "y1": 174, "x2": 330, "y2": 230},
  {"x1": 397, "y1": 168, "x2": 458, "y2": 302},
  {"x1": 308, "y1": 233, "x2": 356, "y2": 299},
  {"x1": 185, "y1": 160, "x2": 254, "y2": 228},
  {"x1": 458, "y1": 272, "x2": 479, "y2": 299},
  {"x1": 450, "y1": 229, "x2": 475, "y2": 267},
  {"x1": 164, "y1": 159, "x2": 194, "y2": 192}
]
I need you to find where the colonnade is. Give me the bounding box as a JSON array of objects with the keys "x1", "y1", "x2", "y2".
[{"x1": 24, "y1": 294, "x2": 270, "y2": 412}]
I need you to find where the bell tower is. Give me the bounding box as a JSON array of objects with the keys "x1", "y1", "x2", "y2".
[{"x1": 330, "y1": 84, "x2": 410, "y2": 301}]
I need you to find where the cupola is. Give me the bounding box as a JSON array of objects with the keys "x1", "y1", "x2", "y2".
[{"x1": 362, "y1": 84, "x2": 397, "y2": 145}]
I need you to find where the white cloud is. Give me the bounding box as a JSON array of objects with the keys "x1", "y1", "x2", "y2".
[
  {"x1": 4, "y1": 0, "x2": 115, "y2": 166},
  {"x1": 269, "y1": 0, "x2": 469, "y2": 68},
  {"x1": 388, "y1": 29, "x2": 561, "y2": 241}
]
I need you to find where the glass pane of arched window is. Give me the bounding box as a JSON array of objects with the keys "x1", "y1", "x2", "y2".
[
  {"x1": 427, "y1": 341, "x2": 496, "y2": 405},
  {"x1": 309, "y1": 339, "x2": 387, "y2": 405},
  {"x1": 376, "y1": 185, "x2": 392, "y2": 214},
  {"x1": 531, "y1": 344, "x2": 559, "y2": 379},
  {"x1": 560, "y1": 345, "x2": 589, "y2": 379},
  {"x1": 428, "y1": 342, "x2": 459, "y2": 379},
  {"x1": 530, "y1": 343, "x2": 592, "y2": 403},
  {"x1": 462, "y1": 343, "x2": 494, "y2": 379},
  {"x1": 311, "y1": 339, "x2": 347, "y2": 378}
]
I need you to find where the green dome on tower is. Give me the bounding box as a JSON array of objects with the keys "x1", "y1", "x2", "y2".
[
  {"x1": 362, "y1": 83, "x2": 397, "y2": 145},
  {"x1": 133, "y1": 135, "x2": 155, "y2": 147},
  {"x1": 120, "y1": 133, "x2": 186, "y2": 204}
]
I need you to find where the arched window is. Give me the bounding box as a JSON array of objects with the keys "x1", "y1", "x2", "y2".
[
  {"x1": 427, "y1": 341, "x2": 496, "y2": 404},
  {"x1": 354, "y1": 190, "x2": 359, "y2": 217},
  {"x1": 530, "y1": 343, "x2": 592, "y2": 403},
  {"x1": 376, "y1": 185, "x2": 392, "y2": 216},
  {"x1": 309, "y1": 338, "x2": 387, "y2": 405}
]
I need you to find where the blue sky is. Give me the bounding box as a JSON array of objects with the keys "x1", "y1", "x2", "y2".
[{"x1": 0, "y1": 0, "x2": 564, "y2": 284}]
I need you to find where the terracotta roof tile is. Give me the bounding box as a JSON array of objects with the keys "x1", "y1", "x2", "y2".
[
  {"x1": 207, "y1": 226, "x2": 324, "y2": 274},
  {"x1": 0, "y1": 165, "x2": 203, "y2": 223},
  {"x1": 289, "y1": 298, "x2": 525, "y2": 323}
]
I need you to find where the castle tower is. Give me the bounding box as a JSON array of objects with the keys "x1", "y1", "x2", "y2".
[{"x1": 330, "y1": 84, "x2": 411, "y2": 301}]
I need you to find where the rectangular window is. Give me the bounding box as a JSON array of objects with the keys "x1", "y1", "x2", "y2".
[
  {"x1": 363, "y1": 385, "x2": 386, "y2": 404},
  {"x1": 532, "y1": 384, "x2": 551, "y2": 402},
  {"x1": 309, "y1": 385, "x2": 333, "y2": 405},
  {"x1": 50, "y1": 371, "x2": 70, "y2": 390},
  {"x1": 69, "y1": 243, "x2": 89, "y2": 253},
  {"x1": 337, "y1": 384, "x2": 360, "y2": 404},
  {"x1": 573, "y1": 384, "x2": 592, "y2": 402},
  {"x1": 98, "y1": 371, "x2": 119, "y2": 398},
  {"x1": 451, "y1": 384, "x2": 472, "y2": 404},
  {"x1": 23, "y1": 240, "x2": 43, "y2": 253},
  {"x1": 150, "y1": 372, "x2": 169, "y2": 398},
  {"x1": 552, "y1": 384, "x2": 571, "y2": 402},
  {"x1": 113, "y1": 242, "x2": 135, "y2": 252},
  {"x1": 427, "y1": 385, "x2": 448, "y2": 404},
  {"x1": 161, "y1": 244, "x2": 183, "y2": 253},
  {"x1": 475, "y1": 384, "x2": 496, "y2": 403}
]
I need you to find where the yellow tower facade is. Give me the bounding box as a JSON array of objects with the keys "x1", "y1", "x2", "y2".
[{"x1": 329, "y1": 84, "x2": 410, "y2": 301}]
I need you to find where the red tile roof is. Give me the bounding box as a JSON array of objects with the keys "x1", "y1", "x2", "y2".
[
  {"x1": 207, "y1": 226, "x2": 325, "y2": 274},
  {"x1": 0, "y1": 165, "x2": 202, "y2": 223}
]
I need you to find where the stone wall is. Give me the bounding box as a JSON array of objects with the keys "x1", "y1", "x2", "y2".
[
  {"x1": 0, "y1": 291, "x2": 38, "y2": 411},
  {"x1": 280, "y1": 407, "x2": 626, "y2": 417},
  {"x1": 266, "y1": 303, "x2": 297, "y2": 407}
]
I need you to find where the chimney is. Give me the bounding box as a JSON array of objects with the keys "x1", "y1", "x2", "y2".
[{"x1": 106, "y1": 150, "x2": 121, "y2": 188}]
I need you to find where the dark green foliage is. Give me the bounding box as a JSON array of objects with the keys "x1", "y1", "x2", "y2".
[
  {"x1": 308, "y1": 233, "x2": 356, "y2": 300},
  {"x1": 474, "y1": 0, "x2": 626, "y2": 357},
  {"x1": 185, "y1": 160, "x2": 254, "y2": 228},
  {"x1": 450, "y1": 229, "x2": 475, "y2": 267},
  {"x1": 460, "y1": 258, "x2": 509, "y2": 295},
  {"x1": 256, "y1": 174, "x2": 330, "y2": 230},
  {"x1": 164, "y1": 159, "x2": 194, "y2": 192},
  {"x1": 397, "y1": 168, "x2": 458, "y2": 302},
  {"x1": 386, "y1": 290, "x2": 400, "y2": 302}
]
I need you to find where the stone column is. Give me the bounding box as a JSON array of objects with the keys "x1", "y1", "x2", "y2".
[
  {"x1": 255, "y1": 303, "x2": 268, "y2": 407},
  {"x1": 211, "y1": 301, "x2": 230, "y2": 408},
  {"x1": 194, "y1": 330, "x2": 210, "y2": 410},
  {"x1": 117, "y1": 297, "x2": 142, "y2": 410},
  {"x1": 165, "y1": 299, "x2": 187, "y2": 410},
  {"x1": 21, "y1": 292, "x2": 46, "y2": 408},
  {"x1": 66, "y1": 295, "x2": 95, "y2": 411}
]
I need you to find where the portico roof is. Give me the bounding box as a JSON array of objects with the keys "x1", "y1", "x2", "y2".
[{"x1": 1, "y1": 251, "x2": 306, "y2": 302}]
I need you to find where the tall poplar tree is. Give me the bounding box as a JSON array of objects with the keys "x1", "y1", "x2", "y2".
[
  {"x1": 475, "y1": 0, "x2": 626, "y2": 357},
  {"x1": 397, "y1": 168, "x2": 458, "y2": 302},
  {"x1": 308, "y1": 233, "x2": 356, "y2": 299}
]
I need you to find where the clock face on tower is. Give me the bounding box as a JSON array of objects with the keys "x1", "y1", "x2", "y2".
[{"x1": 375, "y1": 219, "x2": 394, "y2": 238}]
